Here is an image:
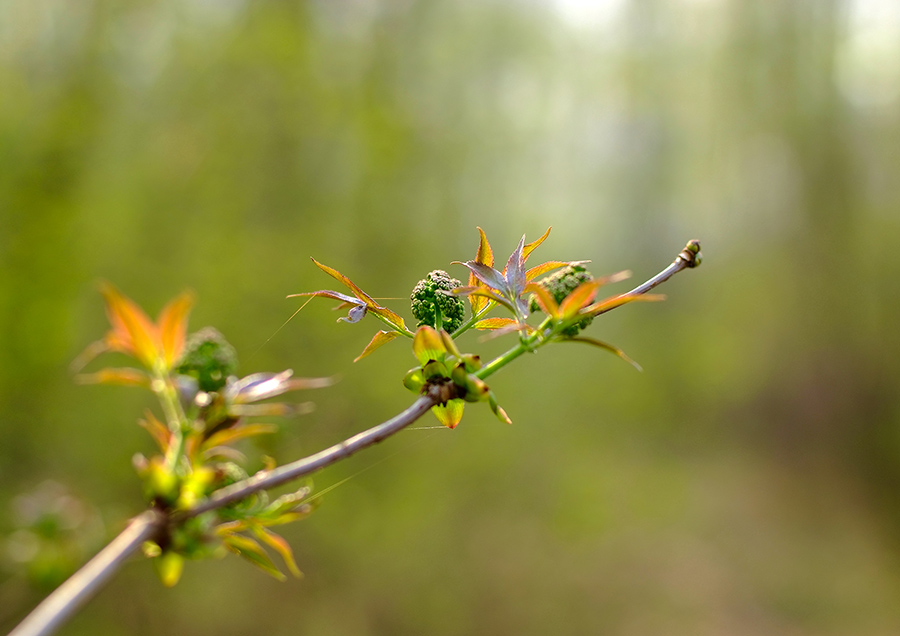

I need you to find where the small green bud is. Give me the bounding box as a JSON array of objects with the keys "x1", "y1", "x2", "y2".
[
  {"x1": 175, "y1": 327, "x2": 238, "y2": 392},
  {"x1": 410, "y1": 270, "x2": 466, "y2": 334}
]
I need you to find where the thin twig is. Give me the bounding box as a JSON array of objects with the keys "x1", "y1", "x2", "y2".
[
  {"x1": 180, "y1": 391, "x2": 440, "y2": 519},
  {"x1": 620, "y1": 239, "x2": 702, "y2": 299},
  {"x1": 8, "y1": 509, "x2": 166, "y2": 636},
  {"x1": 9, "y1": 239, "x2": 702, "y2": 636}
]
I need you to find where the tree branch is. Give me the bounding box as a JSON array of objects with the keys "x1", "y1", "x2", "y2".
[
  {"x1": 8, "y1": 509, "x2": 166, "y2": 636},
  {"x1": 181, "y1": 391, "x2": 440, "y2": 519},
  {"x1": 10, "y1": 239, "x2": 702, "y2": 636}
]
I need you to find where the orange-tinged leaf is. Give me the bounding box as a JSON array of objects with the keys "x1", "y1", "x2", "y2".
[
  {"x1": 522, "y1": 227, "x2": 551, "y2": 261},
  {"x1": 412, "y1": 326, "x2": 446, "y2": 365},
  {"x1": 355, "y1": 330, "x2": 400, "y2": 362},
  {"x1": 139, "y1": 410, "x2": 171, "y2": 452},
  {"x1": 583, "y1": 293, "x2": 666, "y2": 317},
  {"x1": 468, "y1": 227, "x2": 494, "y2": 313},
  {"x1": 310, "y1": 258, "x2": 377, "y2": 306},
  {"x1": 474, "y1": 317, "x2": 517, "y2": 330},
  {"x1": 157, "y1": 291, "x2": 194, "y2": 369},
  {"x1": 431, "y1": 399, "x2": 465, "y2": 428},
  {"x1": 100, "y1": 283, "x2": 160, "y2": 368},
  {"x1": 473, "y1": 227, "x2": 494, "y2": 268},
  {"x1": 524, "y1": 282, "x2": 559, "y2": 320},
  {"x1": 252, "y1": 526, "x2": 302, "y2": 578},
  {"x1": 203, "y1": 423, "x2": 278, "y2": 450},
  {"x1": 558, "y1": 279, "x2": 603, "y2": 320},
  {"x1": 75, "y1": 367, "x2": 151, "y2": 387},
  {"x1": 70, "y1": 339, "x2": 110, "y2": 373},
  {"x1": 525, "y1": 260, "x2": 572, "y2": 281},
  {"x1": 367, "y1": 305, "x2": 407, "y2": 332},
  {"x1": 565, "y1": 337, "x2": 643, "y2": 371}
]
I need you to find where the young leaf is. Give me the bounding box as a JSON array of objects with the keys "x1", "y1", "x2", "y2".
[
  {"x1": 75, "y1": 367, "x2": 151, "y2": 387},
  {"x1": 468, "y1": 227, "x2": 494, "y2": 313},
  {"x1": 412, "y1": 326, "x2": 447, "y2": 365},
  {"x1": 431, "y1": 399, "x2": 465, "y2": 428},
  {"x1": 503, "y1": 235, "x2": 527, "y2": 296},
  {"x1": 521, "y1": 227, "x2": 551, "y2": 261},
  {"x1": 310, "y1": 258, "x2": 378, "y2": 306},
  {"x1": 99, "y1": 283, "x2": 160, "y2": 368},
  {"x1": 558, "y1": 279, "x2": 603, "y2": 320},
  {"x1": 473, "y1": 317, "x2": 517, "y2": 330},
  {"x1": 252, "y1": 526, "x2": 302, "y2": 578},
  {"x1": 203, "y1": 423, "x2": 278, "y2": 450},
  {"x1": 139, "y1": 410, "x2": 171, "y2": 452},
  {"x1": 154, "y1": 552, "x2": 185, "y2": 588},
  {"x1": 523, "y1": 283, "x2": 559, "y2": 320},
  {"x1": 354, "y1": 330, "x2": 401, "y2": 362},
  {"x1": 564, "y1": 337, "x2": 643, "y2": 371},
  {"x1": 157, "y1": 291, "x2": 194, "y2": 369},
  {"x1": 582, "y1": 293, "x2": 666, "y2": 318},
  {"x1": 222, "y1": 533, "x2": 287, "y2": 581}
]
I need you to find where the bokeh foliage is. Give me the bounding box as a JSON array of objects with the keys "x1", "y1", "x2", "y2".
[{"x1": 2, "y1": 0, "x2": 900, "y2": 634}]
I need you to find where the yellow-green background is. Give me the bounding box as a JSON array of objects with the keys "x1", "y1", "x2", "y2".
[{"x1": 3, "y1": 1, "x2": 900, "y2": 634}]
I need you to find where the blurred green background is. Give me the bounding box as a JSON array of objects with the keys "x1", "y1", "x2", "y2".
[{"x1": 3, "y1": 0, "x2": 900, "y2": 634}]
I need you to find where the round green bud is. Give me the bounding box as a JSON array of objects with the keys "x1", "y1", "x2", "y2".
[
  {"x1": 175, "y1": 327, "x2": 238, "y2": 393},
  {"x1": 410, "y1": 270, "x2": 466, "y2": 334}
]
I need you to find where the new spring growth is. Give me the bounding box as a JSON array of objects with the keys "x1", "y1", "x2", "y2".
[{"x1": 76, "y1": 284, "x2": 331, "y2": 586}]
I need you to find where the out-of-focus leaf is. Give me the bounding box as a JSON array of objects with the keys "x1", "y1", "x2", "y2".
[
  {"x1": 524, "y1": 283, "x2": 559, "y2": 320},
  {"x1": 473, "y1": 317, "x2": 517, "y2": 330},
  {"x1": 75, "y1": 367, "x2": 150, "y2": 387},
  {"x1": 412, "y1": 326, "x2": 446, "y2": 365},
  {"x1": 202, "y1": 445, "x2": 247, "y2": 463},
  {"x1": 227, "y1": 403, "x2": 312, "y2": 418},
  {"x1": 558, "y1": 279, "x2": 603, "y2": 320},
  {"x1": 100, "y1": 282, "x2": 160, "y2": 368},
  {"x1": 583, "y1": 293, "x2": 665, "y2": 317},
  {"x1": 252, "y1": 526, "x2": 302, "y2": 578},
  {"x1": 139, "y1": 410, "x2": 171, "y2": 452},
  {"x1": 157, "y1": 291, "x2": 194, "y2": 369},
  {"x1": 284, "y1": 376, "x2": 336, "y2": 390},
  {"x1": 226, "y1": 370, "x2": 294, "y2": 403},
  {"x1": 154, "y1": 552, "x2": 185, "y2": 587},
  {"x1": 203, "y1": 423, "x2": 278, "y2": 450},
  {"x1": 565, "y1": 337, "x2": 643, "y2": 371},
  {"x1": 355, "y1": 331, "x2": 400, "y2": 362},
  {"x1": 431, "y1": 399, "x2": 465, "y2": 429},
  {"x1": 222, "y1": 533, "x2": 286, "y2": 581}
]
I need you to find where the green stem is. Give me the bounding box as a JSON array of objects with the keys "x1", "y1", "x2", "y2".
[
  {"x1": 372, "y1": 312, "x2": 414, "y2": 338},
  {"x1": 475, "y1": 240, "x2": 701, "y2": 381},
  {"x1": 451, "y1": 304, "x2": 493, "y2": 338},
  {"x1": 151, "y1": 365, "x2": 190, "y2": 472}
]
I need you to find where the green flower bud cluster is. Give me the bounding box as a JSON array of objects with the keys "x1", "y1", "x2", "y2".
[
  {"x1": 531, "y1": 265, "x2": 595, "y2": 336},
  {"x1": 175, "y1": 327, "x2": 238, "y2": 393},
  {"x1": 410, "y1": 270, "x2": 466, "y2": 334}
]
